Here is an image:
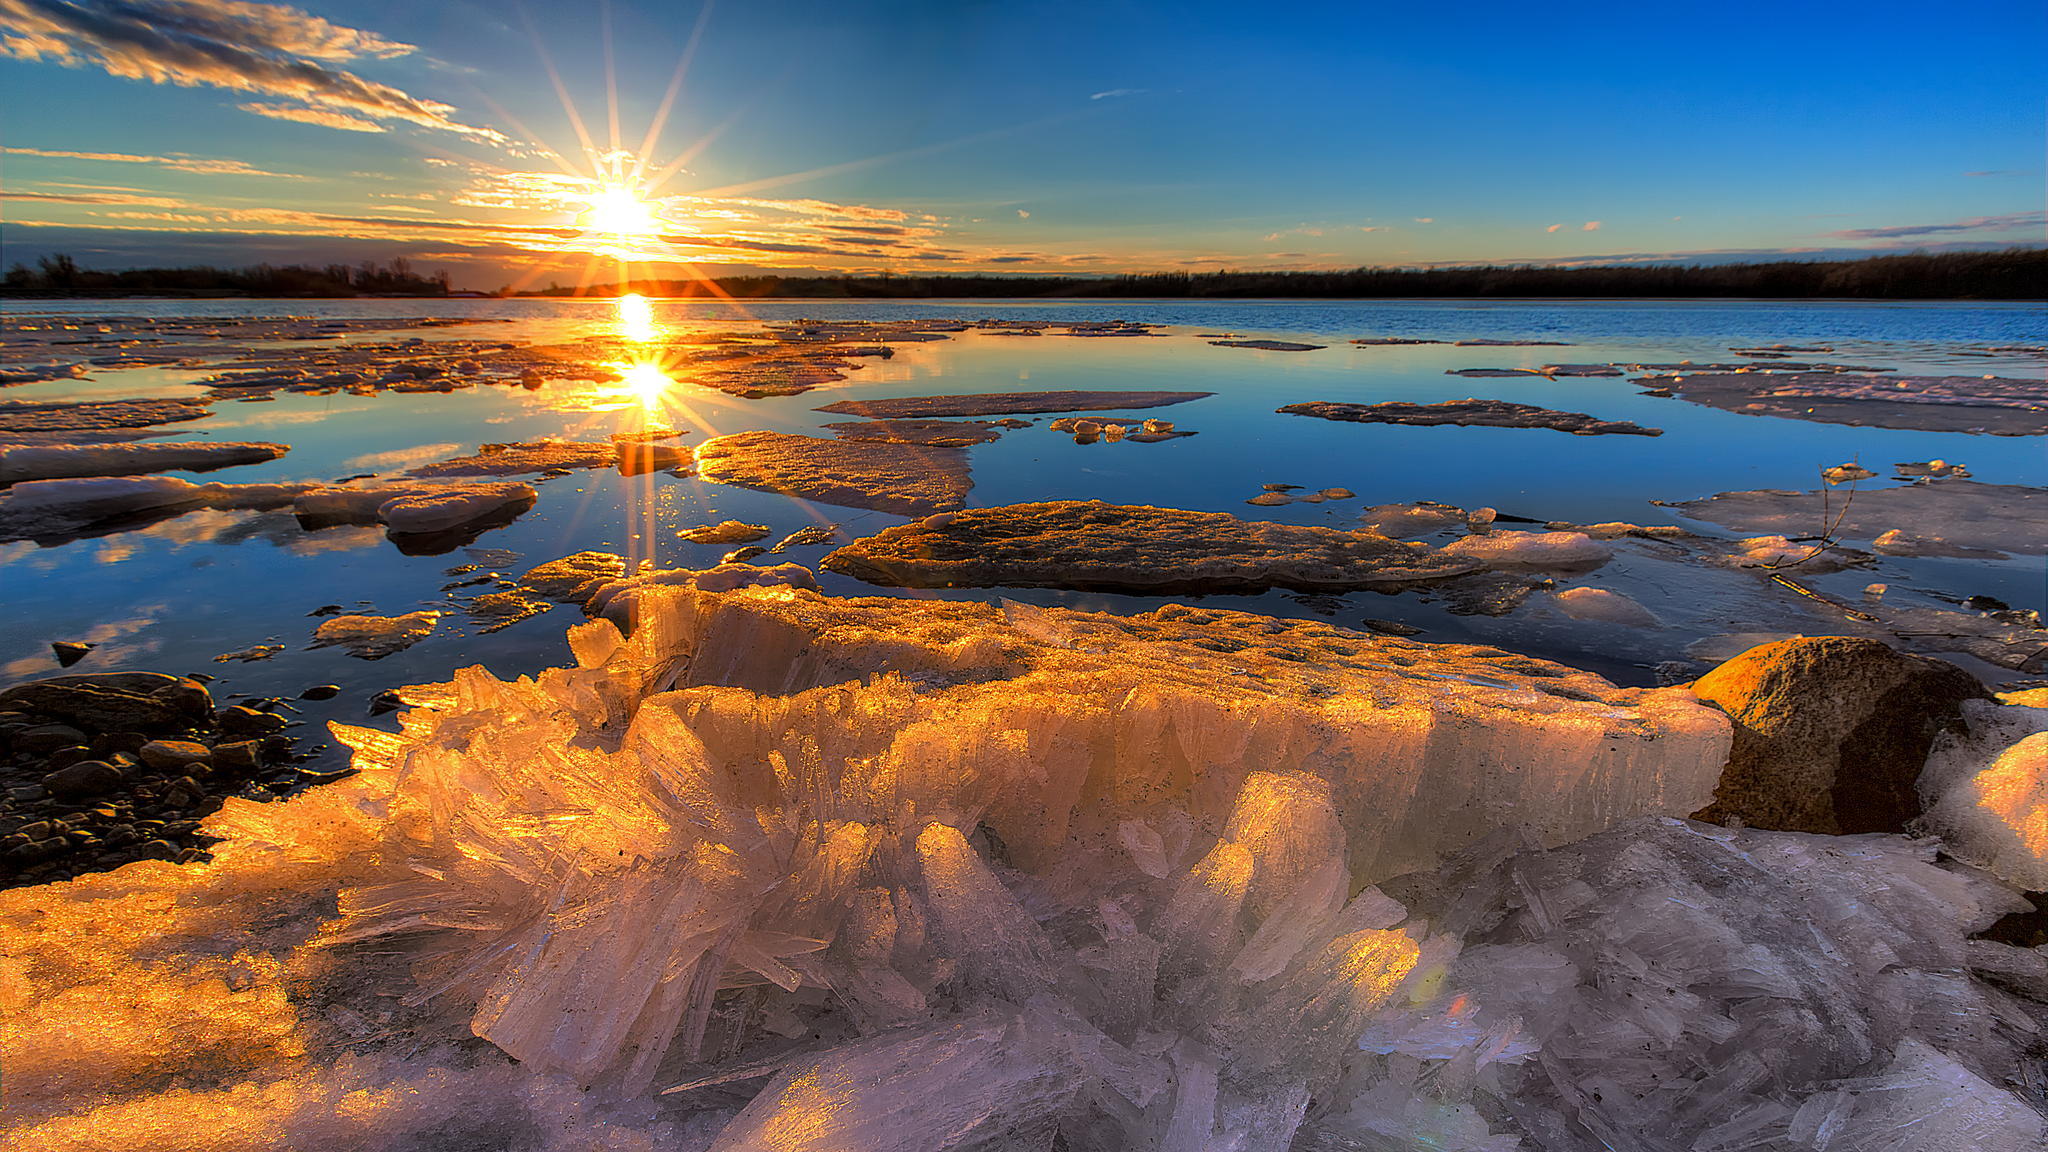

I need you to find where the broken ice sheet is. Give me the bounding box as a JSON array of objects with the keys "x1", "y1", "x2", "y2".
[{"x1": 7, "y1": 586, "x2": 2048, "y2": 1151}]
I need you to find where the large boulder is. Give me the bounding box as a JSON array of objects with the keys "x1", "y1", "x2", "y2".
[
  {"x1": 1690, "y1": 637, "x2": 1988, "y2": 834},
  {"x1": 0, "y1": 671, "x2": 213, "y2": 733}
]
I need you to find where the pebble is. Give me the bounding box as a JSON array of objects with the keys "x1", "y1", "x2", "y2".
[
  {"x1": 139, "y1": 739, "x2": 213, "y2": 770},
  {"x1": 51, "y1": 641, "x2": 93, "y2": 666},
  {"x1": 41, "y1": 760, "x2": 123, "y2": 800},
  {"x1": 298, "y1": 685, "x2": 342, "y2": 701}
]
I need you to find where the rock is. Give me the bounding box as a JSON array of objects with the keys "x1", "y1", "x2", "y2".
[
  {"x1": 678, "y1": 520, "x2": 770, "y2": 544},
  {"x1": 821, "y1": 501, "x2": 1482, "y2": 593},
  {"x1": 44, "y1": 745, "x2": 91, "y2": 770},
  {"x1": 814, "y1": 389, "x2": 1211, "y2": 419},
  {"x1": 1209, "y1": 339, "x2": 1325, "y2": 351},
  {"x1": 138, "y1": 739, "x2": 213, "y2": 771},
  {"x1": 1630, "y1": 371, "x2": 2048, "y2": 435},
  {"x1": 13, "y1": 723, "x2": 87, "y2": 755},
  {"x1": 216, "y1": 706, "x2": 288, "y2": 738},
  {"x1": 1279, "y1": 398, "x2": 1662, "y2": 437},
  {"x1": 41, "y1": 761, "x2": 123, "y2": 801},
  {"x1": 298, "y1": 685, "x2": 341, "y2": 701},
  {"x1": 821, "y1": 419, "x2": 1005, "y2": 447},
  {"x1": 518, "y1": 552, "x2": 628, "y2": 606},
  {"x1": 615, "y1": 441, "x2": 689, "y2": 475},
  {"x1": 0, "y1": 672, "x2": 212, "y2": 732},
  {"x1": 213, "y1": 740, "x2": 263, "y2": 769},
  {"x1": 405, "y1": 441, "x2": 616, "y2": 478},
  {"x1": 694, "y1": 431, "x2": 973, "y2": 517},
  {"x1": 1690, "y1": 637, "x2": 1989, "y2": 834},
  {"x1": 50, "y1": 641, "x2": 93, "y2": 666},
  {"x1": 309, "y1": 612, "x2": 442, "y2": 659},
  {"x1": 586, "y1": 563, "x2": 822, "y2": 625}
]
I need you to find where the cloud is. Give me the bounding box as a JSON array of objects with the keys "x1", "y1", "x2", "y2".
[
  {"x1": 1089, "y1": 88, "x2": 1148, "y2": 100},
  {"x1": 1, "y1": 145, "x2": 297, "y2": 176},
  {"x1": 95, "y1": 210, "x2": 210, "y2": 221},
  {"x1": 1545, "y1": 224, "x2": 1562, "y2": 233},
  {"x1": 1412, "y1": 217, "x2": 1433, "y2": 224},
  {"x1": 238, "y1": 101, "x2": 384, "y2": 131},
  {"x1": 0, "y1": 0, "x2": 505, "y2": 140},
  {"x1": 1966, "y1": 170, "x2": 2030, "y2": 178},
  {"x1": 1358, "y1": 226, "x2": 1388, "y2": 233},
  {"x1": 1582, "y1": 221, "x2": 1601, "y2": 231},
  {"x1": 1828, "y1": 210, "x2": 2045, "y2": 240},
  {"x1": 1017, "y1": 208, "x2": 1030, "y2": 219},
  {"x1": 1, "y1": 189, "x2": 188, "y2": 206},
  {"x1": 343, "y1": 442, "x2": 465, "y2": 472}
]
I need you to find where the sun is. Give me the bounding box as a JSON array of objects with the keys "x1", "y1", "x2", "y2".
[{"x1": 578, "y1": 181, "x2": 663, "y2": 237}]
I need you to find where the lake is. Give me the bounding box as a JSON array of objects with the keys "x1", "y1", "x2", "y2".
[{"x1": 3, "y1": 296, "x2": 2043, "y2": 769}]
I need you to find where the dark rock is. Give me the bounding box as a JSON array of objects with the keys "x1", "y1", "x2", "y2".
[
  {"x1": 138, "y1": 739, "x2": 213, "y2": 771},
  {"x1": 215, "y1": 705, "x2": 286, "y2": 738},
  {"x1": 45, "y1": 744, "x2": 92, "y2": 770},
  {"x1": 41, "y1": 760, "x2": 124, "y2": 801},
  {"x1": 1690, "y1": 637, "x2": 1990, "y2": 835},
  {"x1": 94, "y1": 731, "x2": 151, "y2": 757},
  {"x1": 213, "y1": 740, "x2": 263, "y2": 769},
  {"x1": 298, "y1": 684, "x2": 342, "y2": 701},
  {"x1": 51, "y1": 641, "x2": 94, "y2": 666},
  {"x1": 0, "y1": 672, "x2": 212, "y2": 732},
  {"x1": 15, "y1": 723, "x2": 88, "y2": 755}
]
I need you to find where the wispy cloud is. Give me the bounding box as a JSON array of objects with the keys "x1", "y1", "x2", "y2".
[
  {"x1": 1, "y1": 189, "x2": 188, "y2": 206},
  {"x1": 238, "y1": 101, "x2": 384, "y2": 132},
  {"x1": 1412, "y1": 217, "x2": 1434, "y2": 224},
  {"x1": 1581, "y1": 221, "x2": 1601, "y2": 231},
  {"x1": 1829, "y1": 210, "x2": 2045, "y2": 240},
  {"x1": 0, "y1": 0, "x2": 504, "y2": 140},
  {"x1": 1089, "y1": 87, "x2": 1148, "y2": 100},
  {"x1": 1016, "y1": 208, "x2": 1030, "y2": 219},
  {"x1": 1, "y1": 144, "x2": 297, "y2": 176},
  {"x1": 1545, "y1": 224, "x2": 1562, "y2": 232}
]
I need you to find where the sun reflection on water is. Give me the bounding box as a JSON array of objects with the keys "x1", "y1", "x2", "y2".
[
  {"x1": 616, "y1": 292, "x2": 660, "y2": 343},
  {"x1": 616, "y1": 360, "x2": 674, "y2": 408}
]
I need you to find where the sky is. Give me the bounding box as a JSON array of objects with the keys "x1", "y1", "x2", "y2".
[{"x1": 1, "y1": 0, "x2": 2043, "y2": 290}]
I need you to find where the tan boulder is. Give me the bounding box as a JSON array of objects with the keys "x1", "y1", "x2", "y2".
[{"x1": 1691, "y1": 637, "x2": 1987, "y2": 834}]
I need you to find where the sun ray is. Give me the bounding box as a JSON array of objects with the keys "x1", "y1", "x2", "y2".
[{"x1": 630, "y1": 1, "x2": 717, "y2": 188}]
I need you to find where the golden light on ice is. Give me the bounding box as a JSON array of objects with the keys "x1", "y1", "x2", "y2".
[{"x1": 616, "y1": 292, "x2": 659, "y2": 342}]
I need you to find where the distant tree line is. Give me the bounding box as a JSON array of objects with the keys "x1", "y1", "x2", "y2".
[
  {"x1": 545, "y1": 248, "x2": 2047, "y2": 301},
  {"x1": 6, "y1": 248, "x2": 2040, "y2": 300},
  {"x1": 2, "y1": 254, "x2": 451, "y2": 297}
]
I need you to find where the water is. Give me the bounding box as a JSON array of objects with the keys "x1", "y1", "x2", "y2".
[{"x1": 3, "y1": 297, "x2": 2043, "y2": 766}]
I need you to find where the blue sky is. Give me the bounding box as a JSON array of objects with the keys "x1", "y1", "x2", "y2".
[{"x1": 2, "y1": 0, "x2": 2042, "y2": 288}]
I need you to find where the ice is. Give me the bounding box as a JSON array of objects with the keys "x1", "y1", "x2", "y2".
[
  {"x1": 0, "y1": 475, "x2": 314, "y2": 540},
  {"x1": 1441, "y1": 529, "x2": 1614, "y2": 571},
  {"x1": 7, "y1": 587, "x2": 2046, "y2": 1149},
  {"x1": 1918, "y1": 699, "x2": 2048, "y2": 890},
  {"x1": 0, "y1": 440, "x2": 287, "y2": 484},
  {"x1": 1550, "y1": 586, "x2": 1660, "y2": 626},
  {"x1": 1784, "y1": 1041, "x2": 2046, "y2": 1151},
  {"x1": 1358, "y1": 818, "x2": 2046, "y2": 1152},
  {"x1": 293, "y1": 480, "x2": 538, "y2": 539}
]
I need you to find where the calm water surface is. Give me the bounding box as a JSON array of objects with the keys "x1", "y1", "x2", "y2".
[{"x1": 3, "y1": 297, "x2": 2043, "y2": 766}]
